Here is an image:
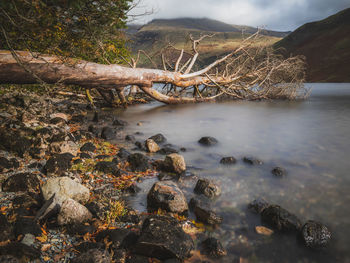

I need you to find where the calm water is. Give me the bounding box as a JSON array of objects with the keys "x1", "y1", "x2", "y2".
[{"x1": 117, "y1": 83, "x2": 350, "y2": 262}]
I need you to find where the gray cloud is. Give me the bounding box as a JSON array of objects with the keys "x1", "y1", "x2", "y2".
[{"x1": 130, "y1": 0, "x2": 350, "y2": 31}]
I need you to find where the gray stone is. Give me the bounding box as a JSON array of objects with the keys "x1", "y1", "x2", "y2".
[{"x1": 57, "y1": 198, "x2": 92, "y2": 225}]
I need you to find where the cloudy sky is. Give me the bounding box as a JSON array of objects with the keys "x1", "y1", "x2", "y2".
[{"x1": 130, "y1": 0, "x2": 349, "y2": 31}]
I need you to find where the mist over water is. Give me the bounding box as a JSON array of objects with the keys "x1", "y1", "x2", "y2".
[{"x1": 118, "y1": 83, "x2": 350, "y2": 262}]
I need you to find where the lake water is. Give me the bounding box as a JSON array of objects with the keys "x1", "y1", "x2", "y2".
[{"x1": 117, "y1": 83, "x2": 350, "y2": 263}]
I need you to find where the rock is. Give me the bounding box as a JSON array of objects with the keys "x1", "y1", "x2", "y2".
[
  {"x1": 261, "y1": 205, "x2": 302, "y2": 232},
  {"x1": 13, "y1": 218, "x2": 42, "y2": 237},
  {"x1": 95, "y1": 154, "x2": 110, "y2": 160},
  {"x1": 149, "y1": 133, "x2": 167, "y2": 144},
  {"x1": 43, "y1": 153, "x2": 74, "y2": 175},
  {"x1": 194, "y1": 205, "x2": 223, "y2": 225},
  {"x1": 88, "y1": 124, "x2": 100, "y2": 136},
  {"x1": 50, "y1": 113, "x2": 69, "y2": 122},
  {"x1": 113, "y1": 249, "x2": 127, "y2": 263},
  {"x1": 255, "y1": 226, "x2": 274, "y2": 236},
  {"x1": 95, "y1": 161, "x2": 120, "y2": 176},
  {"x1": 243, "y1": 156, "x2": 263, "y2": 165},
  {"x1": 301, "y1": 220, "x2": 331, "y2": 249},
  {"x1": 21, "y1": 234, "x2": 36, "y2": 247},
  {"x1": 248, "y1": 198, "x2": 269, "y2": 214},
  {"x1": 75, "y1": 242, "x2": 104, "y2": 253},
  {"x1": 134, "y1": 141, "x2": 146, "y2": 151},
  {"x1": 0, "y1": 242, "x2": 41, "y2": 260},
  {"x1": 201, "y1": 237, "x2": 227, "y2": 257},
  {"x1": 0, "y1": 255, "x2": 19, "y2": 263},
  {"x1": 67, "y1": 223, "x2": 96, "y2": 236},
  {"x1": 220, "y1": 156, "x2": 237, "y2": 165},
  {"x1": 71, "y1": 249, "x2": 111, "y2": 263},
  {"x1": 127, "y1": 153, "x2": 150, "y2": 172},
  {"x1": 198, "y1": 136, "x2": 218, "y2": 146},
  {"x1": 80, "y1": 152, "x2": 92, "y2": 159},
  {"x1": 194, "y1": 178, "x2": 221, "y2": 199},
  {"x1": 57, "y1": 198, "x2": 92, "y2": 225},
  {"x1": 117, "y1": 148, "x2": 130, "y2": 159},
  {"x1": 0, "y1": 128, "x2": 32, "y2": 157},
  {"x1": 36, "y1": 126, "x2": 67, "y2": 142},
  {"x1": 113, "y1": 118, "x2": 127, "y2": 126},
  {"x1": 0, "y1": 157, "x2": 19, "y2": 171},
  {"x1": 271, "y1": 167, "x2": 287, "y2": 177},
  {"x1": 125, "y1": 135, "x2": 136, "y2": 142},
  {"x1": 147, "y1": 181, "x2": 188, "y2": 214},
  {"x1": 50, "y1": 117, "x2": 66, "y2": 125},
  {"x1": 145, "y1": 139, "x2": 160, "y2": 153},
  {"x1": 49, "y1": 141, "x2": 78, "y2": 155},
  {"x1": 134, "y1": 215, "x2": 194, "y2": 260},
  {"x1": 0, "y1": 214, "x2": 14, "y2": 242},
  {"x1": 41, "y1": 176, "x2": 90, "y2": 203},
  {"x1": 96, "y1": 228, "x2": 137, "y2": 249},
  {"x1": 80, "y1": 142, "x2": 96, "y2": 152},
  {"x1": 162, "y1": 153, "x2": 186, "y2": 174},
  {"x1": 158, "y1": 147, "x2": 178, "y2": 155},
  {"x1": 2, "y1": 173, "x2": 40, "y2": 193},
  {"x1": 101, "y1": 127, "x2": 115, "y2": 140}
]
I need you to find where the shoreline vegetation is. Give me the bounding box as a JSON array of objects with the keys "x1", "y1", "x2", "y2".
[{"x1": 0, "y1": 86, "x2": 331, "y2": 262}]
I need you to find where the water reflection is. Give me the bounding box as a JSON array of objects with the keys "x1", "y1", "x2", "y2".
[{"x1": 118, "y1": 83, "x2": 350, "y2": 262}]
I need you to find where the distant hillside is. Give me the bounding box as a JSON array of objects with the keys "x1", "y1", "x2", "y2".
[
  {"x1": 274, "y1": 8, "x2": 350, "y2": 82},
  {"x1": 127, "y1": 18, "x2": 288, "y2": 67}
]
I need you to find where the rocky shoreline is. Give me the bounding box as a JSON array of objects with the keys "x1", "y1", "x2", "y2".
[{"x1": 0, "y1": 89, "x2": 332, "y2": 262}]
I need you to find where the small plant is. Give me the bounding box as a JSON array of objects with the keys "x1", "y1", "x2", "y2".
[{"x1": 105, "y1": 200, "x2": 127, "y2": 225}]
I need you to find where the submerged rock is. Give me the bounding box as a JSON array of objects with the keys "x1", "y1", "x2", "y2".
[
  {"x1": 198, "y1": 136, "x2": 218, "y2": 146},
  {"x1": 301, "y1": 220, "x2": 331, "y2": 249},
  {"x1": 127, "y1": 153, "x2": 150, "y2": 172},
  {"x1": 201, "y1": 237, "x2": 227, "y2": 257},
  {"x1": 220, "y1": 156, "x2": 237, "y2": 165},
  {"x1": 163, "y1": 153, "x2": 186, "y2": 174},
  {"x1": 101, "y1": 126, "x2": 115, "y2": 140},
  {"x1": 149, "y1": 133, "x2": 167, "y2": 144},
  {"x1": 261, "y1": 205, "x2": 302, "y2": 232},
  {"x1": 158, "y1": 147, "x2": 178, "y2": 155},
  {"x1": 147, "y1": 181, "x2": 188, "y2": 214},
  {"x1": 271, "y1": 166, "x2": 287, "y2": 177},
  {"x1": 2, "y1": 173, "x2": 40, "y2": 193},
  {"x1": 194, "y1": 205, "x2": 223, "y2": 225},
  {"x1": 243, "y1": 156, "x2": 263, "y2": 165},
  {"x1": 145, "y1": 139, "x2": 160, "y2": 153},
  {"x1": 113, "y1": 118, "x2": 127, "y2": 127},
  {"x1": 194, "y1": 178, "x2": 221, "y2": 199},
  {"x1": 134, "y1": 215, "x2": 194, "y2": 260},
  {"x1": 248, "y1": 198, "x2": 269, "y2": 214},
  {"x1": 117, "y1": 148, "x2": 130, "y2": 159}
]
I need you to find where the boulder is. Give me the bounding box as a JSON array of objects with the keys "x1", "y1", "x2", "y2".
[
  {"x1": 243, "y1": 156, "x2": 263, "y2": 165},
  {"x1": 147, "y1": 181, "x2": 188, "y2": 214},
  {"x1": 71, "y1": 249, "x2": 111, "y2": 263},
  {"x1": 101, "y1": 127, "x2": 115, "y2": 140},
  {"x1": 57, "y1": 198, "x2": 92, "y2": 225},
  {"x1": 162, "y1": 153, "x2": 186, "y2": 174},
  {"x1": 145, "y1": 139, "x2": 160, "y2": 153},
  {"x1": 2, "y1": 173, "x2": 40, "y2": 193},
  {"x1": 41, "y1": 176, "x2": 90, "y2": 204},
  {"x1": 43, "y1": 153, "x2": 74, "y2": 175},
  {"x1": 80, "y1": 142, "x2": 96, "y2": 152},
  {"x1": 261, "y1": 205, "x2": 302, "y2": 232},
  {"x1": 271, "y1": 167, "x2": 287, "y2": 177},
  {"x1": 127, "y1": 153, "x2": 150, "y2": 172},
  {"x1": 220, "y1": 156, "x2": 237, "y2": 165},
  {"x1": 134, "y1": 215, "x2": 194, "y2": 260},
  {"x1": 117, "y1": 148, "x2": 130, "y2": 159},
  {"x1": 194, "y1": 178, "x2": 221, "y2": 199},
  {"x1": 301, "y1": 220, "x2": 331, "y2": 249},
  {"x1": 201, "y1": 237, "x2": 227, "y2": 257},
  {"x1": 149, "y1": 133, "x2": 167, "y2": 144},
  {"x1": 198, "y1": 136, "x2": 218, "y2": 146}
]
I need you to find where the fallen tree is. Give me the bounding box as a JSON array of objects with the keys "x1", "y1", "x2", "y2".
[{"x1": 0, "y1": 33, "x2": 308, "y2": 105}]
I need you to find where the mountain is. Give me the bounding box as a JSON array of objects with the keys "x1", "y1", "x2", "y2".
[
  {"x1": 126, "y1": 18, "x2": 289, "y2": 67},
  {"x1": 274, "y1": 8, "x2": 350, "y2": 82}
]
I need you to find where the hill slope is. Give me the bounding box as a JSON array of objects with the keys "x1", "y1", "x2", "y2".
[
  {"x1": 274, "y1": 8, "x2": 350, "y2": 82},
  {"x1": 127, "y1": 18, "x2": 288, "y2": 67}
]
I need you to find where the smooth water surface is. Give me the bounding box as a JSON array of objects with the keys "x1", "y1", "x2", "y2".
[{"x1": 118, "y1": 83, "x2": 350, "y2": 262}]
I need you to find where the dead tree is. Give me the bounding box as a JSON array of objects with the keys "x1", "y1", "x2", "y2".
[{"x1": 0, "y1": 33, "x2": 308, "y2": 105}]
